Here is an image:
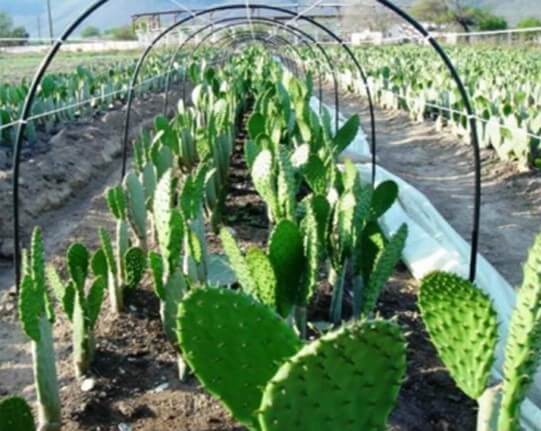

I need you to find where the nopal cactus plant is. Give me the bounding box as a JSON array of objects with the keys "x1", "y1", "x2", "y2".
[
  {"x1": 177, "y1": 288, "x2": 302, "y2": 430},
  {"x1": 258, "y1": 319, "x2": 407, "y2": 431},
  {"x1": 98, "y1": 227, "x2": 146, "y2": 315},
  {"x1": 179, "y1": 165, "x2": 210, "y2": 286},
  {"x1": 149, "y1": 169, "x2": 189, "y2": 379},
  {"x1": 327, "y1": 162, "x2": 406, "y2": 322},
  {"x1": 498, "y1": 230, "x2": 541, "y2": 431},
  {"x1": 47, "y1": 243, "x2": 107, "y2": 378},
  {"x1": 18, "y1": 227, "x2": 61, "y2": 431},
  {"x1": 251, "y1": 147, "x2": 298, "y2": 224},
  {"x1": 220, "y1": 219, "x2": 307, "y2": 320},
  {"x1": 0, "y1": 396, "x2": 35, "y2": 431},
  {"x1": 419, "y1": 231, "x2": 541, "y2": 431}
]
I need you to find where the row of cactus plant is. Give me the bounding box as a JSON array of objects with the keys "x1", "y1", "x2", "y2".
[
  {"x1": 12, "y1": 50, "x2": 409, "y2": 431},
  {"x1": 418, "y1": 230, "x2": 541, "y2": 431},
  {"x1": 241, "y1": 56, "x2": 408, "y2": 326}
]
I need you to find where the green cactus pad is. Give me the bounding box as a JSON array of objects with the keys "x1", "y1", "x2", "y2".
[
  {"x1": 124, "y1": 247, "x2": 147, "y2": 289},
  {"x1": 91, "y1": 248, "x2": 108, "y2": 280},
  {"x1": 86, "y1": 276, "x2": 106, "y2": 329},
  {"x1": 46, "y1": 266, "x2": 74, "y2": 322},
  {"x1": 149, "y1": 251, "x2": 165, "y2": 300},
  {"x1": 369, "y1": 181, "x2": 399, "y2": 221},
  {"x1": 245, "y1": 246, "x2": 277, "y2": 308},
  {"x1": 220, "y1": 228, "x2": 256, "y2": 295},
  {"x1": 19, "y1": 275, "x2": 44, "y2": 342},
  {"x1": 333, "y1": 114, "x2": 360, "y2": 154},
  {"x1": 303, "y1": 155, "x2": 327, "y2": 196},
  {"x1": 268, "y1": 220, "x2": 305, "y2": 316},
  {"x1": 153, "y1": 170, "x2": 184, "y2": 271},
  {"x1": 105, "y1": 186, "x2": 127, "y2": 220},
  {"x1": 177, "y1": 288, "x2": 301, "y2": 430},
  {"x1": 252, "y1": 149, "x2": 279, "y2": 220},
  {"x1": 258, "y1": 319, "x2": 406, "y2": 431},
  {"x1": 30, "y1": 228, "x2": 45, "y2": 295},
  {"x1": 248, "y1": 112, "x2": 266, "y2": 139},
  {"x1": 359, "y1": 223, "x2": 408, "y2": 316},
  {"x1": 98, "y1": 228, "x2": 117, "y2": 276},
  {"x1": 125, "y1": 172, "x2": 147, "y2": 240},
  {"x1": 498, "y1": 232, "x2": 541, "y2": 431},
  {"x1": 67, "y1": 243, "x2": 89, "y2": 289},
  {"x1": 0, "y1": 396, "x2": 35, "y2": 431},
  {"x1": 419, "y1": 271, "x2": 498, "y2": 400}
]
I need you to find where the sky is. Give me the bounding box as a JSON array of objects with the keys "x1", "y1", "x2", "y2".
[{"x1": 0, "y1": 0, "x2": 233, "y2": 37}]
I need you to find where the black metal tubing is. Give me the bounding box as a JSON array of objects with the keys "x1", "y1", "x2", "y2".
[
  {"x1": 375, "y1": 0, "x2": 481, "y2": 281},
  {"x1": 11, "y1": 0, "x2": 481, "y2": 288},
  {"x1": 118, "y1": 5, "x2": 376, "y2": 192},
  {"x1": 163, "y1": 16, "x2": 334, "y2": 128},
  {"x1": 173, "y1": 17, "x2": 339, "y2": 127}
]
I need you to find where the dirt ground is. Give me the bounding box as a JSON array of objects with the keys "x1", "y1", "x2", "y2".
[{"x1": 334, "y1": 90, "x2": 541, "y2": 287}]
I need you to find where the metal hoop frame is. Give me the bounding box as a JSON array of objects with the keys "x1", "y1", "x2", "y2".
[
  {"x1": 11, "y1": 1, "x2": 482, "y2": 288},
  {"x1": 119, "y1": 5, "x2": 377, "y2": 186}
]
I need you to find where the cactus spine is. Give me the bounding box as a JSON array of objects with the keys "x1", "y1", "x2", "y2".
[
  {"x1": 18, "y1": 228, "x2": 61, "y2": 431},
  {"x1": 47, "y1": 243, "x2": 106, "y2": 378}
]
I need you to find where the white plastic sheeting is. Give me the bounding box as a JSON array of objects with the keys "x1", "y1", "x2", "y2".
[{"x1": 310, "y1": 96, "x2": 541, "y2": 430}]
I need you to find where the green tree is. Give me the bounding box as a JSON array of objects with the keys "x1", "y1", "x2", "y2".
[
  {"x1": 0, "y1": 11, "x2": 14, "y2": 37},
  {"x1": 410, "y1": 0, "x2": 477, "y2": 32},
  {"x1": 0, "y1": 11, "x2": 29, "y2": 45},
  {"x1": 104, "y1": 25, "x2": 137, "y2": 41},
  {"x1": 81, "y1": 26, "x2": 101, "y2": 38},
  {"x1": 517, "y1": 17, "x2": 541, "y2": 29},
  {"x1": 475, "y1": 10, "x2": 508, "y2": 31}
]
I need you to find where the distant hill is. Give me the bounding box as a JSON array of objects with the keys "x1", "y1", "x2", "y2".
[
  {"x1": 1, "y1": 0, "x2": 539, "y2": 37},
  {"x1": 394, "y1": 0, "x2": 541, "y2": 25}
]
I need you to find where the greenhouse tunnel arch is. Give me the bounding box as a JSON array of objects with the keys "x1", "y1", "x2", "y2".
[{"x1": 11, "y1": 0, "x2": 481, "y2": 288}]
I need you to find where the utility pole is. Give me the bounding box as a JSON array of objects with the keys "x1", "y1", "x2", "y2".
[{"x1": 46, "y1": 0, "x2": 54, "y2": 44}]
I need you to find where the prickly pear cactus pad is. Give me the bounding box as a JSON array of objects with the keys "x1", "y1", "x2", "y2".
[
  {"x1": 177, "y1": 288, "x2": 301, "y2": 430},
  {"x1": 418, "y1": 272, "x2": 498, "y2": 400},
  {"x1": 0, "y1": 396, "x2": 35, "y2": 431},
  {"x1": 498, "y1": 232, "x2": 541, "y2": 431},
  {"x1": 258, "y1": 320, "x2": 406, "y2": 431}
]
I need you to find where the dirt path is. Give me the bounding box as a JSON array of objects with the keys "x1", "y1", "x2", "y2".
[{"x1": 335, "y1": 90, "x2": 541, "y2": 287}]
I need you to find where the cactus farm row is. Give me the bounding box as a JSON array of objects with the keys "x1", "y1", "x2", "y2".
[{"x1": 1, "y1": 48, "x2": 541, "y2": 431}]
